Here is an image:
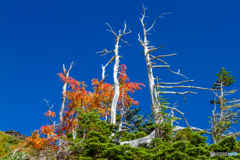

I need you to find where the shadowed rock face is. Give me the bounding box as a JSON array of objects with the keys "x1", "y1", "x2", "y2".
[{"x1": 5, "y1": 130, "x2": 27, "y2": 140}]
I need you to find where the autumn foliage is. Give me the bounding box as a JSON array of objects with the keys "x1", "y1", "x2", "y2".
[
  {"x1": 23, "y1": 64, "x2": 145, "y2": 156},
  {"x1": 26, "y1": 130, "x2": 47, "y2": 150}
]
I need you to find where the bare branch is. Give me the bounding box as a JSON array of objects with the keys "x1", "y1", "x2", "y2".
[
  {"x1": 106, "y1": 22, "x2": 117, "y2": 37},
  {"x1": 43, "y1": 99, "x2": 50, "y2": 107},
  {"x1": 121, "y1": 39, "x2": 132, "y2": 47},
  {"x1": 12, "y1": 142, "x2": 27, "y2": 157},
  {"x1": 123, "y1": 25, "x2": 132, "y2": 35},
  {"x1": 164, "y1": 105, "x2": 190, "y2": 127},
  {"x1": 43, "y1": 99, "x2": 53, "y2": 126},
  {"x1": 148, "y1": 45, "x2": 155, "y2": 48},
  {"x1": 157, "y1": 85, "x2": 216, "y2": 91},
  {"x1": 101, "y1": 55, "x2": 115, "y2": 72},
  {"x1": 156, "y1": 91, "x2": 197, "y2": 95},
  {"x1": 152, "y1": 65, "x2": 170, "y2": 68},
  {"x1": 117, "y1": 21, "x2": 132, "y2": 38},
  {"x1": 212, "y1": 90, "x2": 221, "y2": 97},
  {"x1": 225, "y1": 99, "x2": 240, "y2": 104},
  {"x1": 101, "y1": 55, "x2": 114, "y2": 83},
  {"x1": 150, "y1": 55, "x2": 188, "y2": 79},
  {"x1": 102, "y1": 74, "x2": 109, "y2": 82},
  {"x1": 154, "y1": 80, "x2": 194, "y2": 88},
  {"x1": 63, "y1": 64, "x2": 66, "y2": 75},
  {"x1": 97, "y1": 48, "x2": 115, "y2": 57},
  {"x1": 138, "y1": 33, "x2": 143, "y2": 46},
  {"x1": 120, "y1": 129, "x2": 155, "y2": 147},
  {"x1": 147, "y1": 62, "x2": 157, "y2": 67},
  {"x1": 109, "y1": 56, "x2": 116, "y2": 64},
  {"x1": 150, "y1": 53, "x2": 177, "y2": 61},
  {"x1": 123, "y1": 20, "x2": 127, "y2": 33},
  {"x1": 157, "y1": 91, "x2": 197, "y2": 103},
  {"x1": 146, "y1": 12, "x2": 171, "y2": 32},
  {"x1": 173, "y1": 126, "x2": 212, "y2": 135},
  {"x1": 142, "y1": 4, "x2": 148, "y2": 15},
  {"x1": 67, "y1": 62, "x2": 75, "y2": 76},
  {"x1": 147, "y1": 45, "x2": 164, "y2": 54},
  {"x1": 151, "y1": 55, "x2": 168, "y2": 64}
]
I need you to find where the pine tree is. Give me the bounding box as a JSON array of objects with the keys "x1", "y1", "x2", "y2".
[{"x1": 209, "y1": 67, "x2": 240, "y2": 143}]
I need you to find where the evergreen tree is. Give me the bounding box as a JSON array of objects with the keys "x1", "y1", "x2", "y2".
[
  {"x1": 116, "y1": 107, "x2": 150, "y2": 142},
  {"x1": 209, "y1": 67, "x2": 240, "y2": 143}
]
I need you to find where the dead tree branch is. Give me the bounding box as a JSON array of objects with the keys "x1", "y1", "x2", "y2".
[
  {"x1": 149, "y1": 55, "x2": 188, "y2": 79},
  {"x1": 43, "y1": 99, "x2": 54, "y2": 126},
  {"x1": 157, "y1": 85, "x2": 217, "y2": 91}
]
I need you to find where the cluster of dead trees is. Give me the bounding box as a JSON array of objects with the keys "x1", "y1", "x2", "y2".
[{"x1": 55, "y1": 5, "x2": 240, "y2": 159}]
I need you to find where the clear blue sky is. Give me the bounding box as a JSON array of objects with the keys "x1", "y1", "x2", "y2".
[{"x1": 1, "y1": 0, "x2": 240, "y2": 145}]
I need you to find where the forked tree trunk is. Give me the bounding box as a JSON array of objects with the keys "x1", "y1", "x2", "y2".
[{"x1": 98, "y1": 22, "x2": 131, "y2": 125}]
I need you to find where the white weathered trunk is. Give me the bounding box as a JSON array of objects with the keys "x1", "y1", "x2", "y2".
[
  {"x1": 99, "y1": 22, "x2": 131, "y2": 125},
  {"x1": 111, "y1": 37, "x2": 120, "y2": 125},
  {"x1": 212, "y1": 79, "x2": 224, "y2": 143},
  {"x1": 58, "y1": 63, "x2": 74, "y2": 134},
  {"x1": 101, "y1": 56, "x2": 115, "y2": 122},
  {"x1": 57, "y1": 62, "x2": 74, "y2": 160},
  {"x1": 59, "y1": 82, "x2": 67, "y2": 135},
  {"x1": 140, "y1": 9, "x2": 163, "y2": 130},
  {"x1": 120, "y1": 130, "x2": 156, "y2": 147},
  {"x1": 120, "y1": 126, "x2": 213, "y2": 147},
  {"x1": 144, "y1": 43, "x2": 161, "y2": 125},
  {"x1": 219, "y1": 81, "x2": 223, "y2": 122},
  {"x1": 116, "y1": 88, "x2": 127, "y2": 143}
]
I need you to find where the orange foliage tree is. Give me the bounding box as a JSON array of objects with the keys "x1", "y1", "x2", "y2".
[{"x1": 25, "y1": 64, "x2": 145, "y2": 156}]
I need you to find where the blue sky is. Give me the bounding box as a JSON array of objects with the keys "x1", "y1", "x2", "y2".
[{"x1": 1, "y1": 0, "x2": 240, "y2": 145}]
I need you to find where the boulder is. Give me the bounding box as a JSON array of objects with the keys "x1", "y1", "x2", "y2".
[{"x1": 5, "y1": 130, "x2": 27, "y2": 140}]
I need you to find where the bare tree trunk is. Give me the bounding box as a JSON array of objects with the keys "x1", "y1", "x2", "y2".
[
  {"x1": 57, "y1": 62, "x2": 74, "y2": 160},
  {"x1": 139, "y1": 6, "x2": 166, "y2": 137},
  {"x1": 212, "y1": 99, "x2": 217, "y2": 144},
  {"x1": 111, "y1": 38, "x2": 120, "y2": 125},
  {"x1": 116, "y1": 88, "x2": 124, "y2": 143},
  {"x1": 101, "y1": 56, "x2": 115, "y2": 122},
  {"x1": 97, "y1": 22, "x2": 131, "y2": 125},
  {"x1": 212, "y1": 79, "x2": 225, "y2": 143}
]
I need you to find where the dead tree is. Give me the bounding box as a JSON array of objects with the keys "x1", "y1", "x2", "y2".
[
  {"x1": 97, "y1": 22, "x2": 131, "y2": 125},
  {"x1": 139, "y1": 5, "x2": 216, "y2": 135},
  {"x1": 43, "y1": 99, "x2": 57, "y2": 128},
  {"x1": 100, "y1": 56, "x2": 115, "y2": 122},
  {"x1": 57, "y1": 62, "x2": 75, "y2": 160},
  {"x1": 120, "y1": 5, "x2": 217, "y2": 147},
  {"x1": 58, "y1": 62, "x2": 75, "y2": 135}
]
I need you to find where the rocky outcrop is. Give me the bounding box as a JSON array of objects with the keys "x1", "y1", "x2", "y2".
[{"x1": 5, "y1": 130, "x2": 27, "y2": 140}]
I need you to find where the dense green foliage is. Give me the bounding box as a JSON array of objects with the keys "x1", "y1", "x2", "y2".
[
  {"x1": 213, "y1": 67, "x2": 236, "y2": 89},
  {"x1": 2, "y1": 108, "x2": 240, "y2": 159},
  {"x1": 63, "y1": 107, "x2": 240, "y2": 160}
]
